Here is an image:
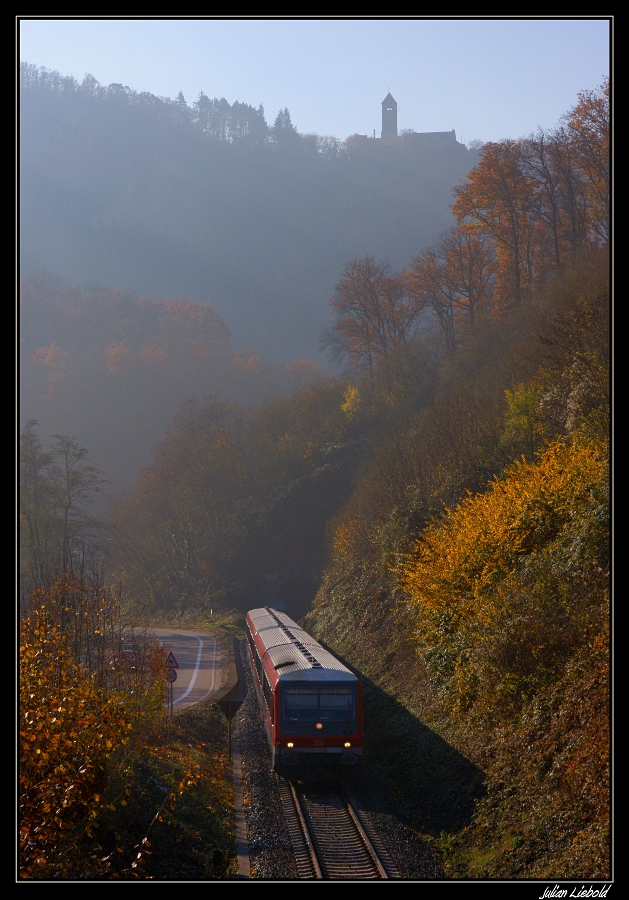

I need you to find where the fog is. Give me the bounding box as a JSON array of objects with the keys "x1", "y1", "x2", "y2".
[
  {"x1": 19, "y1": 64, "x2": 478, "y2": 492},
  {"x1": 20, "y1": 66, "x2": 478, "y2": 362}
]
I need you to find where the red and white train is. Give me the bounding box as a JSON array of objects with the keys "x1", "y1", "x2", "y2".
[{"x1": 245, "y1": 606, "x2": 363, "y2": 769}]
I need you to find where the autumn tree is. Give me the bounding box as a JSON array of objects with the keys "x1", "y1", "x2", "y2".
[
  {"x1": 563, "y1": 78, "x2": 610, "y2": 244},
  {"x1": 520, "y1": 123, "x2": 602, "y2": 274},
  {"x1": 398, "y1": 435, "x2": 608, "y2": 717},
  {"x1": 322, "y1": 257, "x2": 426, "y2": 380},
  {"x1": 499, "y1": 382, "x2": 547, "y2": 462},
  {"x1": 404, "y1": 245, "x2": 458, "y2": 355},
  {"x1": 535, "y1": 246, "x2": 610, "y2": 437},
  {"x1": 404, "y1": 228, "x2": 495, "y2": 355},
  {"x1": 443, "y1": 227, "x2": 496, "y2": 327},
  {"x1": 452, "y1": 80, "x2": 608, "y2": 309},
  {"x1": 20, "y1": 612, "x2": 130, "y2": 879},
  {"x1": 452, "y1": 139, "x2": 537, "y2": 306},
  {"x1": 19, "y1": 571, "x2": 166, "y2": 879}
]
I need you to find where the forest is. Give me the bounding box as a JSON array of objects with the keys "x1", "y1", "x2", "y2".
[
  {"x1": 19, "y1": 70, "x2": 609, "y2": 880},
  {"x1": 19, "y1": 61, "x2": 478, "y2": 364}
]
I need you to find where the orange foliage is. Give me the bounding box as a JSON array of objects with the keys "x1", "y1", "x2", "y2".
[
  {"x1": 20, "y1": 614, "x2": 130, "y2": 877},
  {"x1": 333, "y1": 520, "x2": 360, "y2": 558},
  {"x1": 32, "y1": 341, "x2": 69, "y2": 397},
  {"x1": 19, "y1": 577, "x2": 166, "y2": 878},
  {"x1": 451, "y1": 80, "x2": 608, "y2": 308},
  {"x1": 138, "y1": 343, "x2": 170, "y2": 367},
  {"x1": 564, "y1": 78, "x2": 609, "y2": 243},
  {"x1": 105, "y1": 340, "x2": 132, "y2": 374},
  {"x1": 452, "y1": 140, "x2": 537, "y2": 307}
]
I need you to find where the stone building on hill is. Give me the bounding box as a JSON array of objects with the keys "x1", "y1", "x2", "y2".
[{"x1": 356, "y1": 92, "x2": 461, "y2": 149}]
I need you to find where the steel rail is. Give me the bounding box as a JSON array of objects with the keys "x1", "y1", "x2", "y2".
[
  {"x1": 276, "y1": 777, "x2": 322, "y2": 879},
  {"x1": 342, "y1": 790, "x2": 388, "y2": 879},
  {"x1": 283, "y1": 779, "x2": 392, "y2": 880},
  {"x1": 341, "y1": 786, "x2": 402, "y2": 879}
]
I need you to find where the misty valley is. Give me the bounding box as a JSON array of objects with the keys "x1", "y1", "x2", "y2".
[{"x1": 19, "y1": 64, "x2": 609, "y2": 882}]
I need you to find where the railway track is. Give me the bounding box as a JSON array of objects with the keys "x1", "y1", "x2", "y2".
[{"x1": 277, "y1": 776, "x2": 401, "y2": 880}]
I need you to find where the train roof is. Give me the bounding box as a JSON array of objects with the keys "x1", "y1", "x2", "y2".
[{"x1": 246, "y1": 607, "x2": 355, "y2": 679}]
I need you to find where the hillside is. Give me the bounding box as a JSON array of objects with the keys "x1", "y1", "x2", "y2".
[
  {"x1": 19, "y1": 274, "x2": 321, "y2": 493},
  {"x1": 20, "y1": 74, "x2": 610, "y2": 880},
  {"x1": 304, "y1": 248, "x2": 610, "y2": 878},
  {"x1": 19, "y1": 62, "x2": 478, "y2": 363}
]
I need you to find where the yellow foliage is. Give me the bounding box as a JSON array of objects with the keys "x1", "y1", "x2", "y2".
[
  {"x1": 397, "y1": 436, "x2": 607, "y2": 714},
  {"x1": 401, "y1": 438, "x2": 602, "y2": 620},
  {"x1": 20, "y1": 618, "x2": 131, "y2": 877},
  {"x1": 19, "y1": 578, "x2": 166, "y2": 878},
  {"x1": 341, "y1": 384, "x2": 360, "y2": 419}
]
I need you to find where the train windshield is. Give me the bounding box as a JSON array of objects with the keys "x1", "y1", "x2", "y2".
[{"x1": 283, "y1": 687, "x2": 355, "y2": 722}]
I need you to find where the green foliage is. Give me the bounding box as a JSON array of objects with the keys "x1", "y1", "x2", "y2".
[
  {"x1": 500, "y1": 383, "x2": 546, "y2": 460},
  {"x1": 535, "y1": 248, "x2": 610, "y2": 438},
  {"x1": 19, "y1": 566, "x2": 237, "y2": 880}
]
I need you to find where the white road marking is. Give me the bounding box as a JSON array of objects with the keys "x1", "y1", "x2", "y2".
[
  {"x1": 172, "y1": 635, "x2": 217, "y2": 705},
  {"x1": 193, "y1": 636, "x2": 219, "y2": 702}
]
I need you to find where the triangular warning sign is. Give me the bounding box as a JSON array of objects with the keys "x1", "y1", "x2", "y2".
[{"x1": 165, "y1": 651, "x2": 179, "y2": 668}]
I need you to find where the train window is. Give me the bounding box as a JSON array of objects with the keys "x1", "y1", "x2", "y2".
[
  {"x1": 285, "y1": 693, "x2": 318, "y2": 719},
  {"x1": 320, "y1": 693, "x2": 353, "y2": 716},
  {"x1": 284, "y1": 688, "x2": 354, "y2": 722}
]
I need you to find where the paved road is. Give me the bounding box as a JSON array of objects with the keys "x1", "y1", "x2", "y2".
[{"x1": 150, "y1": 628, "x2": 226, "y2": 712}]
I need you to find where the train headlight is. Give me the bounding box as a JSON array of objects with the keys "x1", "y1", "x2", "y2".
[
  {"x1": 287, "y1": 742, "x2": 294, "y2": 748},
  {"x1": 344, "y1": 742, "x2": 351, "y2": 748},
  {"x1": 316, "y1": 723, "x2": 323, "y2": 729}
]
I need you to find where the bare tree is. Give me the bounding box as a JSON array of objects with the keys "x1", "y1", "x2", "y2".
[{"x1": 321, "y1": 257, "x2": 426, "y2": 380}]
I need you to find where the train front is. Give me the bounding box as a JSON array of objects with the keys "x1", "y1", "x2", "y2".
[{"x1": 275, "y1": 669, "x2": 363, "y2": 767}]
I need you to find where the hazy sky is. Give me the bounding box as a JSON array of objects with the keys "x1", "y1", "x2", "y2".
[{"x1": 19, "y1": 17, "x2": 610, "y2": 145}]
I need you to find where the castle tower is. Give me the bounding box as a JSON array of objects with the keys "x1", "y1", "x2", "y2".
[{"x1": 381, "y1": 92, "x2": 397, "y2": 139}]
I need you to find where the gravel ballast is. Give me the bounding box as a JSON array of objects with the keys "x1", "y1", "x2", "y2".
[{"x1": 237, "y1": 640, "x2": 444, "y2": 881}]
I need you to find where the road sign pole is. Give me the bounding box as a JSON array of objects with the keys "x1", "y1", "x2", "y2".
[
  {"x1": 215, "y1": 637, "x2": 245, "y2": 765},
  {"x1": 165, "y1": 665, "x2": 177, "y2": 719}
]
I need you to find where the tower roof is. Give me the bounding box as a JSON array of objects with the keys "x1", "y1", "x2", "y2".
[{"x1": 382, "y1": 92, "x2": 397, "y2": 106}]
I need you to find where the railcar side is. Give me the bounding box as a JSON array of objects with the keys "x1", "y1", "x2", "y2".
[{"x1": 245, "y1": 607, "x2": 363, "y2": 769}]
